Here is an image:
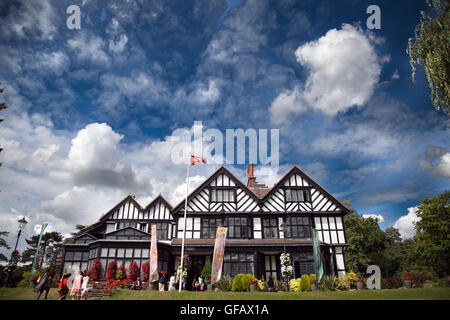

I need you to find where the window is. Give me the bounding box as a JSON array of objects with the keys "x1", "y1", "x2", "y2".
[
  {"x1": 292, "y1": 252, "x2": 315, "y2": 277},
  {"x1": 223, "y1": 252, "x2": 254, "y2": 278},
  {"x1": 177, "y1": 217, "x2": 201, "y2": 238},
  {"x1": 138, "y1": 222, "x2": 147, "y2": 232},
  {"x1": 202, "y1": 218, "x2": 222, "y2": 239},
  {"x1": 285, "y1": 188, "x2": 311, "y2": 202},
  {"x1": 156, "y1": 223, "x2": 169, "y2": 240},
  {"x1": 210, "y1": 188, "x2": 235, "y2": 202},
  {"x1": 224, "y1": 217, "x2": 250, "y2": 238},
  {"x1": 117, "y1": 221, "x2": 137, "y2": 229},
  {"x1": 286, "y1": 216, "x2": 312, "y2": 239},
  {"x1": 262, "y1": 218, "x2": 278, "y2": 239}
]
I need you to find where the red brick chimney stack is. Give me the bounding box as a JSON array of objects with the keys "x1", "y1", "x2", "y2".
[{"x1": 247, "y1": 163, "x2": 256, "y2": 188}]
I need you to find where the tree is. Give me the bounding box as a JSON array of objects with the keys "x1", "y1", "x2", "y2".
[
  {"x1": 0, "y1": 87, "x2": 7, "y2": 170},
  {"x1": 0, "y1": 231, "x2": 11, "y2": 262},
  {"x1": 63, "y1": 224, "x2": 87, "y2": 245},
  {"x1": 407, "y1": 0, "x2": 450, "y2": 115},
  {"x1": 411, "y1": 190, "x2": 450, "y2": 277},
  {"x1": 20, "y1": 232, "x2": 63, "y2": 270}
]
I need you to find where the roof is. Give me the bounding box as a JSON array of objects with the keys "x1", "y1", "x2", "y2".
[{"x1": 170, "y1": 238, "x2": 329, "y2": 246}]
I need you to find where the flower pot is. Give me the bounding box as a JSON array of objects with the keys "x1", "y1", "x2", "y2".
[
  {"x1": 357, "y1": 282, "x2": 364, "y2": 290},
  {"x1": 250, "y1": 284, "x2": 257, "y2": 292},
  {"x1": 311, "y1": 283, "x2": 318, "y2": 291},
  {"x1": 404, "y1": 280, "x2": 412, "y2": 288},
  {"x1": 87, "y1": 284, "x2": 94, "y2": 289}
]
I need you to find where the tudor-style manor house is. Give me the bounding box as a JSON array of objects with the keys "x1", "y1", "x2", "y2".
[{"x1": 63, "y1": 164, "x2": 349, "y2": 288}]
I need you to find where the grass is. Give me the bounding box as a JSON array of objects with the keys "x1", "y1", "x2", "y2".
[{"x1": 1, "y1": 287, "x2": 449, "y2": 300}]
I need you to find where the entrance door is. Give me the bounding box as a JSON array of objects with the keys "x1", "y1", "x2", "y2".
[{"x1": 186, "y1": 256, "x2": 206, "y2": 290}]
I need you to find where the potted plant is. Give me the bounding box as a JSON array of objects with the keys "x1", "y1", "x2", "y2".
[
  {"x1": 403, "y1": 272, "x2": 413, "y2": 288},
  {"x1": 249, "y1": 279, "x2": 258, "y2": 292},
  {"x1": 356, "y1": 278, "x2": 365, "y2": 290},
  {"x1": 310, "y1": 278, "x2": 318, "y2": 291},
  {"x1": 87, "y1": 280, "x2": 95, "y2": 289}
]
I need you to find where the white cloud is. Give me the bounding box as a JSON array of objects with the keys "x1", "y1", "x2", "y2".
[
  {"x1": 270, "y1": 24, "x2": 383, "y2": 123},
  {"x1": 393, "y1": 206, "x2": 421, "y2": 240},
  {"x1": 269, "y1": 87, "x2": 307, "y2": 125},
  {"x1": 109, "y1": 34, "x2": 128, "y2": 54},
  {"x1": 362, "y1": 214, "x2": 384, "y2": 223},
  {"x1": 67, "y1": 33, "x2": 111, "y2": 66}
]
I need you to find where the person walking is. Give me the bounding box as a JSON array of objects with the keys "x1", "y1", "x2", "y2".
[
  {"x1": 80, "y1": 271, "x2": 90, "y2": 300},
  {"x1": 34, "y1": 269, "x2": 54, "y2": 300},
  {"x1": 70, "y1": 271, "x2": 83, "y2": 300},
  {"x1": 159, "y1": 273, "x2": 166, "y2": 291},
  {"x1": 168, "y1": 275, "x2": 176, "y2": 291},
  {"x1": 58, "y1": 271, "x2": 71, "y2": 300}
]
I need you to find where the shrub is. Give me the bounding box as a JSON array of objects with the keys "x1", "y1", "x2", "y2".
[
  {"x1": 337, "y1": 274, "x2": 350, "y2": 291},
  {"x1": 412, "y1": 273, "x2": 432, "y2": 288},
  {"x1": 201, "y1": 263, "x2": 212, "y2": 279},
  {"x1": 89, "y1": 259, "x2": 102, "y2": 281},
  {"x1": 141, "y1": 263, "x2": 149, "y2": 282},
  {"x1": 106, "y1": 260, "x2": 117, "y2": 281},
  {"x1": 216, "y1": 275, "x2": 233, "y2": 291},
  {"x1": 346, "y1": 271, "x2": 357, "y2": 288},
  {"x1": 437, "y1": 278, "x2": 449, "y2": 288},
  {"x1": 320, "y1": 275, "x2": 338, "y2": 291},
  {"x1": 128, "y1": 261, "x2": 139, "y2": 281},
  {"x1": 300, "y1": 274, "x2": 311, "y2": 292},
  {"x1": 289, "y1": 278, "x2": 301, "y2": 292},
  {"x1": 18, "y1": 271, "x2": 32, "y2": 287},
  {"x1": 257, "y1": 279, "x2": 267, "y2": 291},
  {"x1": 385, "y1": 276, "x2": 403, "y2": 289},
  {"x1": 423, "y1": 280, "x2": 438, "y2": 288},
  {"x1": 116, "y1": 264, "x2": 126, "y2": 280},
  {"x1": 309, "y1": 274, "x2": 317, "y2": 283},
  {"x1": 232, "y1": 273, "x2": 253, "y2": 292}
]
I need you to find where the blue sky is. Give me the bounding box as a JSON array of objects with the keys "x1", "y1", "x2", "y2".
[{"x1": 0, "y1": 0, "x2": 448, "y2": 253}]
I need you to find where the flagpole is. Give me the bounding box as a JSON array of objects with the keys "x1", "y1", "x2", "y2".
[{"x1": 179, "y1": 160, "x2": 190, "y2": 292}]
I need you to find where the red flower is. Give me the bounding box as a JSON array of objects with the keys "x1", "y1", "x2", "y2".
[
  {"x1": 404, "y1": 272, "x2": 413, "y2": 280},
  {"x1": 248, "y1": 279, "x2": 258, "y2": 284},
  {"x1": 310, "y1": 279, "x2": 317, "y2": 284}
]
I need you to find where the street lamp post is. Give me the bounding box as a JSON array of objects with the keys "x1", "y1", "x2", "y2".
[
  {"x1": 4, "y1": 217, "x2": 28, "y2": 287},
  {"x1": 279, "y1": 222, "x2": 289, "y2": 292}
]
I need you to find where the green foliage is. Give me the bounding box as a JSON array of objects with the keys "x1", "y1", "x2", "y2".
[
  {"x1": 411, "y1": 190, "x2": 450, "y2": 277},
  {"x1": 320, "y1": 275, "x2": 338, "y2": 291},
  {"x1": 215, "y1": 275, "x2": 233, "y2": 292},
  {"x1": 17, "y1": 271, "x2": 31, "y2": 287},
  {"x1": 201, "y1": 263, "x2": 212, "y2": 279},
  {"x1": 309, "y1": 274, "x2": 317, "y2": 283},
  {"x1": 337, "y1": 274, "x2": 350, "y2": 291},
  {"x1": 407, "y1": 0, "x2": 450, "y2": 115},
  {"x1": 0, "y1": 231, "x2": 11, "y2": 262},
  {"x1": 300, "y1": 274, "x2": 311, "y2": 292},
  {"x1": 232, "y1": 273, "x2": 247, "y2": 292},
  {"x1": 343, "y1": 212, "x2": 388, "y2": 274}
]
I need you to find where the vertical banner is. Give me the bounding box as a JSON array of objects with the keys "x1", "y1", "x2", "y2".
[
  {"x1": 210, "y1": 226, "x2": 228, "y2": 285},
  {"x1": 30, "y1": 222, "x2": 48, "y2": 285},
  {"x1": 312, "y1": 228, "x2": 324, "y2": 283},
  {"x1": 149, "y1": 224, "x2": 159, "y2": 283}
]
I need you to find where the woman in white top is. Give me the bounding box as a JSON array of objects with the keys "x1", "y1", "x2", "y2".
[
  {"x1": 80, "y1": 273, "x2": 90, "y2": 300},
  {"x1": 169, "y1": 275, "x2": 176, "y2": 291}
]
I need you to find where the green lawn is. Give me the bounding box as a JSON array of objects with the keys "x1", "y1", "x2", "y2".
[{"x1": 1, "y1": 287, "x2": 449, "y2": 300}]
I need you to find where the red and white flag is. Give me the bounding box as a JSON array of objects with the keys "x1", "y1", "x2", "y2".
[{"x1": 190, "y1": 155, "x2": 207, "y2": 165}]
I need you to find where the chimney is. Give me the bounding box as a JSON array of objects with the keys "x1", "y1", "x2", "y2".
[{"x1": 247, "y1": 163, "x2": 256, "y2": 188}]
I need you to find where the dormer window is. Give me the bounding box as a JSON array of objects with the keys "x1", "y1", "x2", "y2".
[
  {"x1": 210, "y1": 188, "x2": 235, "y2": 202},
  {"x1": 285, "y1": 188, "x2": 311, "y2": 202}
]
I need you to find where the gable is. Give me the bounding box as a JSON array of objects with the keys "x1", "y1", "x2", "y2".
[
  {"x1": 73, "y1": 233, "x2": 97, "y2": 244},
  {"x1": 173, "y1": 166, "x2": 260, "y2": 214},
  {"x1": 105, "y1": 227, "x2": 150, "y2": 240},
  {"x1": 262, "y1": 166, "x2": 348, "y2": 214},
  {"x1": 146, "y1": 197, "x2": 173, "y2": 220}
]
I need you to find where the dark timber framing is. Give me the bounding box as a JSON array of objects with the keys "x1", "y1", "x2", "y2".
[{"x1": 63, "y1": 165, "x2": 350, "y2": 283}]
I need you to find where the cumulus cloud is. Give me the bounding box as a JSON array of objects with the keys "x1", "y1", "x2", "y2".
[
  {"x1": 418, "y1": 145, "x2": 450, "y2": 179},
  {"x1": 393, "y1": 207, "x2": 421, "y2": 240},
  {"x1": 362, "y1": 214, "x2": 384, "y2": 223},
  {"x1": 270, "y1": 24, "x2": 383, "y2": 123}
]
